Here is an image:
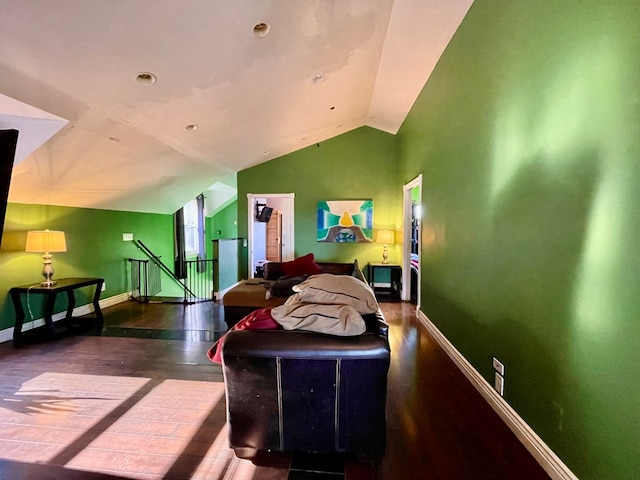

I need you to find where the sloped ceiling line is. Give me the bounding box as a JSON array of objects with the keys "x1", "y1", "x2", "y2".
[{"x1": 0, "y1": 0, "x2": 473, "y2": 214}]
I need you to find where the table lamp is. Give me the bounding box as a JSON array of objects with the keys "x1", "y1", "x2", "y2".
[
  {"x1": 25, "y1": 229, "x2": 67, "y2": 286},
  {"x1": 376, "y1": 229, "x2": 395, "y2": 264}
]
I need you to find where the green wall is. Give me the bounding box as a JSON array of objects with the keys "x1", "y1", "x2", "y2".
[
  {"x1": 397, "y1": 1, "x2": 640, "y2": 478},
  {"x1": 1, "y1": 1, "x2": 635, "y2": 475},
  {"x1": 209, "y1": 201, "x2": 239, "y2": 241},
  {"x1": 238, "y1": 127, "x2": 401, "y2": 267},
  {"x1": 236, "y1": 2, "x2": 640, "y2": 476},
  {"x1": 0, "y1": 203, "x2": 176, "y2": 330}
]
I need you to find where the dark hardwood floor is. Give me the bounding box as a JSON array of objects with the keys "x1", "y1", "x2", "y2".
[{"x1": 0, "y1": 299, "x2": 551, "y2": 479}]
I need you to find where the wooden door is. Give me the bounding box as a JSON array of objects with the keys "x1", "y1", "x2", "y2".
[{"x1": 266, "y1": 210, "x2": 282, "y2": 262}]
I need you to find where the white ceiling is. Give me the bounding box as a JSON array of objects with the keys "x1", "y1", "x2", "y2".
[{"x1": 0, "y1": 0, "x2": 473, "y2": 215}]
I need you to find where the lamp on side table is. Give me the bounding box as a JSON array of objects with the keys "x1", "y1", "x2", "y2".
[
  {"x1": 25, "y1": 229, "x2": 67, "y2": 286},
  {"x1": 376, "y1": 229, "x2": 395, "y2": 264}
]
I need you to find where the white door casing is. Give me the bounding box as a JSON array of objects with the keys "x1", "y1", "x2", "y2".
[
  {"x1": 247, "y1": 193, "x2": 295, "y2": 278},
  {"x1": 402, "y1": 175, "x2": 422, "y2": 307}
]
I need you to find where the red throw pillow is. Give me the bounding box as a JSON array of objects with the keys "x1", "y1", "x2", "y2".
[
  {"x1": 207, "y1": 308, "x2": 281, "y2": 364},
  {"x1": 281, "y1": 253, "x2": 323, "y2": 276}
]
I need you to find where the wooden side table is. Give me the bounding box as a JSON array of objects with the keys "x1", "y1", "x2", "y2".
[
  {"x1": 10, "y1": 277, "x2": 105, "y2": 341},
  {"x1": 368, "y1": 263, "x2": 402, "y2": 301}
]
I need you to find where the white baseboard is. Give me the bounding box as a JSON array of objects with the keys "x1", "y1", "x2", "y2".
[
  {"x1": 0, "y1": 292, "x2": 131, "y2": 344},
  {"x1": 416, "y1": 309, "x2": 578, "y2": 480}
]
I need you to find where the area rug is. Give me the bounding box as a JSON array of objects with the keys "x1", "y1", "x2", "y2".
[{"x1": 0, "y1": 372, "x2": 260, "y2": 479}]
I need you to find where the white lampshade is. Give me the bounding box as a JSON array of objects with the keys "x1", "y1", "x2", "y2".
[
  {"x1": 25, "y1": 230, "x2": 67, "y2": 253},
  {"x1": 376, "y1": 229, "x2": 395, "y2": 245},
  {"x1": 25, "y1": 229, "x2": 67, "y2": 286}
]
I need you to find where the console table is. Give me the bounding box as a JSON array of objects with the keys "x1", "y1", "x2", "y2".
[
  {"x1": 368, "y1": 263, "x2": 402, "y2": 301},
  {"x1": 10, "y1": 277, "x2": 105, "y2": 341}
]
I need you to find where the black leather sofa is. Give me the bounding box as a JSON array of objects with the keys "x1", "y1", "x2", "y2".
[
  {"x1": 222, "y1": 259, "x2": 364, "y2": 329},
  {"x1": 221, "y1": 309, "x2": 390, "y2": 460}
]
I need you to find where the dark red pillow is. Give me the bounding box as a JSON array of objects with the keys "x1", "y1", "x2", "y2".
[
  {"x1": 281, "y1": 253, "x2": 323, "y2": 276},
  {"x1": 207, "y1": 307, "x2": 280, "y2": 364}
]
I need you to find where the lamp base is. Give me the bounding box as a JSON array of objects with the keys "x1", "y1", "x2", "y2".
[
  {"x1": 382, "y1": 244, "x2": 389, "y2": 264},
  {"x1": 41, "y1": 253, "x2": 57, "y2": 287}
]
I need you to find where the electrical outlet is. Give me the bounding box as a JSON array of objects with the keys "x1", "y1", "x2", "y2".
[
  {"x1": 492, "y1": 357, "x2": 505, "y2": 376},
  {"x1": 101, "y1": 282, "x2": 106, "y2": 291},
  {"x1": 494, "y1": 372, "x2": 504, "y2": 396},
  {"x1": 122, "y1": 233, "x2": 133, "y2": 241}
]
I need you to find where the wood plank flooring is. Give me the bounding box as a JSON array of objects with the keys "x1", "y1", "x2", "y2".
[{"x1": 0, "y1": 299, "x2": 551, "y2": 479}]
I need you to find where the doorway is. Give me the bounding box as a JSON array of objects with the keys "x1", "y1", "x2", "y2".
[
  {"x1": 247, "y1": 193, "x2": 295, "y2": 278},
  {"x1": 402, "y1": 175, "x2": 422, "y2": 307}
]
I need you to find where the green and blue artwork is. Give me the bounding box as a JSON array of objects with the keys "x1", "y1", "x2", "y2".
[{"x1": 317, "y1": 200, "x2": 373, "y2": 243}]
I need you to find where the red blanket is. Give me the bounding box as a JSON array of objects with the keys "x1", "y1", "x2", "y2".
[{"x1": 207, "y1": 307, "x2": 281, "y2": 364}]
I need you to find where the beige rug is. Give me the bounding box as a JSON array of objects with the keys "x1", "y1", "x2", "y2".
[{"x1": 0, "y1": 372, "x2": 261, "y2": 479}]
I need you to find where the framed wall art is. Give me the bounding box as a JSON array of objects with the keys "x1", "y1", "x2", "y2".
[{"x1": 317, "y1": 200, "x2": 373, "y2": 243}]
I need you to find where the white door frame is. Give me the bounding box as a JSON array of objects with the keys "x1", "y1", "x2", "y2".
[
  {"x1": 402, "y1": 175, "x2": 422, "y2": 307},
  {"x1": 247, "y1": 193, "x2": 295, "y2": 278}
]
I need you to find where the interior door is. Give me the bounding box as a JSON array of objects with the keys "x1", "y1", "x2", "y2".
[
  {"x1": 248, "y1": 193, "x2": 295, "y2": 278},
  {"x1": 266, "y1": 210, "x2": 282, "y2": 262}
]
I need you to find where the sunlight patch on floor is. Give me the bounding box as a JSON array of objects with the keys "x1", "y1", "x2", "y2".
[{"x1": 0, "y1": 373, "x2": 242, "y2": 479}]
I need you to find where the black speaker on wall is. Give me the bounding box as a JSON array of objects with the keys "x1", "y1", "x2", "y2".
[
  {"x1": 257, "y1": 206, "x2": 273, "y2": 222},
  {"x1": 0, "y1": 129, "x2": 18, "y2": 248}
]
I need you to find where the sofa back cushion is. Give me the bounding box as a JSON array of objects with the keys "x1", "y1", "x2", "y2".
[
  {"x1": 264, "y1": 257, "x2": 359, "y2": 280},
  {"x1": 265, "y1": 253, "x2": 322, "y2": 279}
]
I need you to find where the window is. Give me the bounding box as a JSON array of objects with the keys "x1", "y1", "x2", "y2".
[{"x1": 183, "y1": 199, "x2": 199, "y2": 257}]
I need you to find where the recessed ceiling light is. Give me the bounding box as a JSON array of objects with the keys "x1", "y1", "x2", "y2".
[
  {"x1": 263, "y1": 151, "x2": 270, "y2": 156},
  {"x1": 312, "y1": 73, "x2": 326, "y2": 84},
  {"x1": 135, "y1": 72, "x2": 157, "y2": 85},
  {"x1": 184, "y1": 124, "x2": 199, "y2": 132},
  {"x1": 336, "y1": 123, "x2": 344, "y2": 129},
  {"x1": 253, "y1": 22, "x2": 271, "y2": 38}
]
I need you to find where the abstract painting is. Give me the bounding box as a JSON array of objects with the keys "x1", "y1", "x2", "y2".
[{"x1": 317, "y1": 200, "x2": 373, "y2": 242}]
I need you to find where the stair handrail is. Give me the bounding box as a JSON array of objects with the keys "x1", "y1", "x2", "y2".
[{"x1": 134, "y1": 239, "x2": 197, "y2": 298}]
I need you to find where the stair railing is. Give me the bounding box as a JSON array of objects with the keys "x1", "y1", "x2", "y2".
[
  {"x1": 132, "y1": 240, "x2": 214, "y2": 303},
  {"x1": 128, "y1": 258, "x2": 162, "y2": 302}
]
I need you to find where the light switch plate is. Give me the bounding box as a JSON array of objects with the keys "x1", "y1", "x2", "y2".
[
  {"x1": 492, "y1": 357, "x2": 505, "y2": 376},
  {"x1": 494, "y1": 372, "x2": 505, "y2": 396},
  {"x1": 122, "y1": 233, "x2": 133, "y2": 241}
]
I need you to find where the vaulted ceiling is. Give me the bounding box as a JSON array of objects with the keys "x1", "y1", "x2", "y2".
[{"x1": 0, "y1": 1, "x2": 473, "y2": 216}]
